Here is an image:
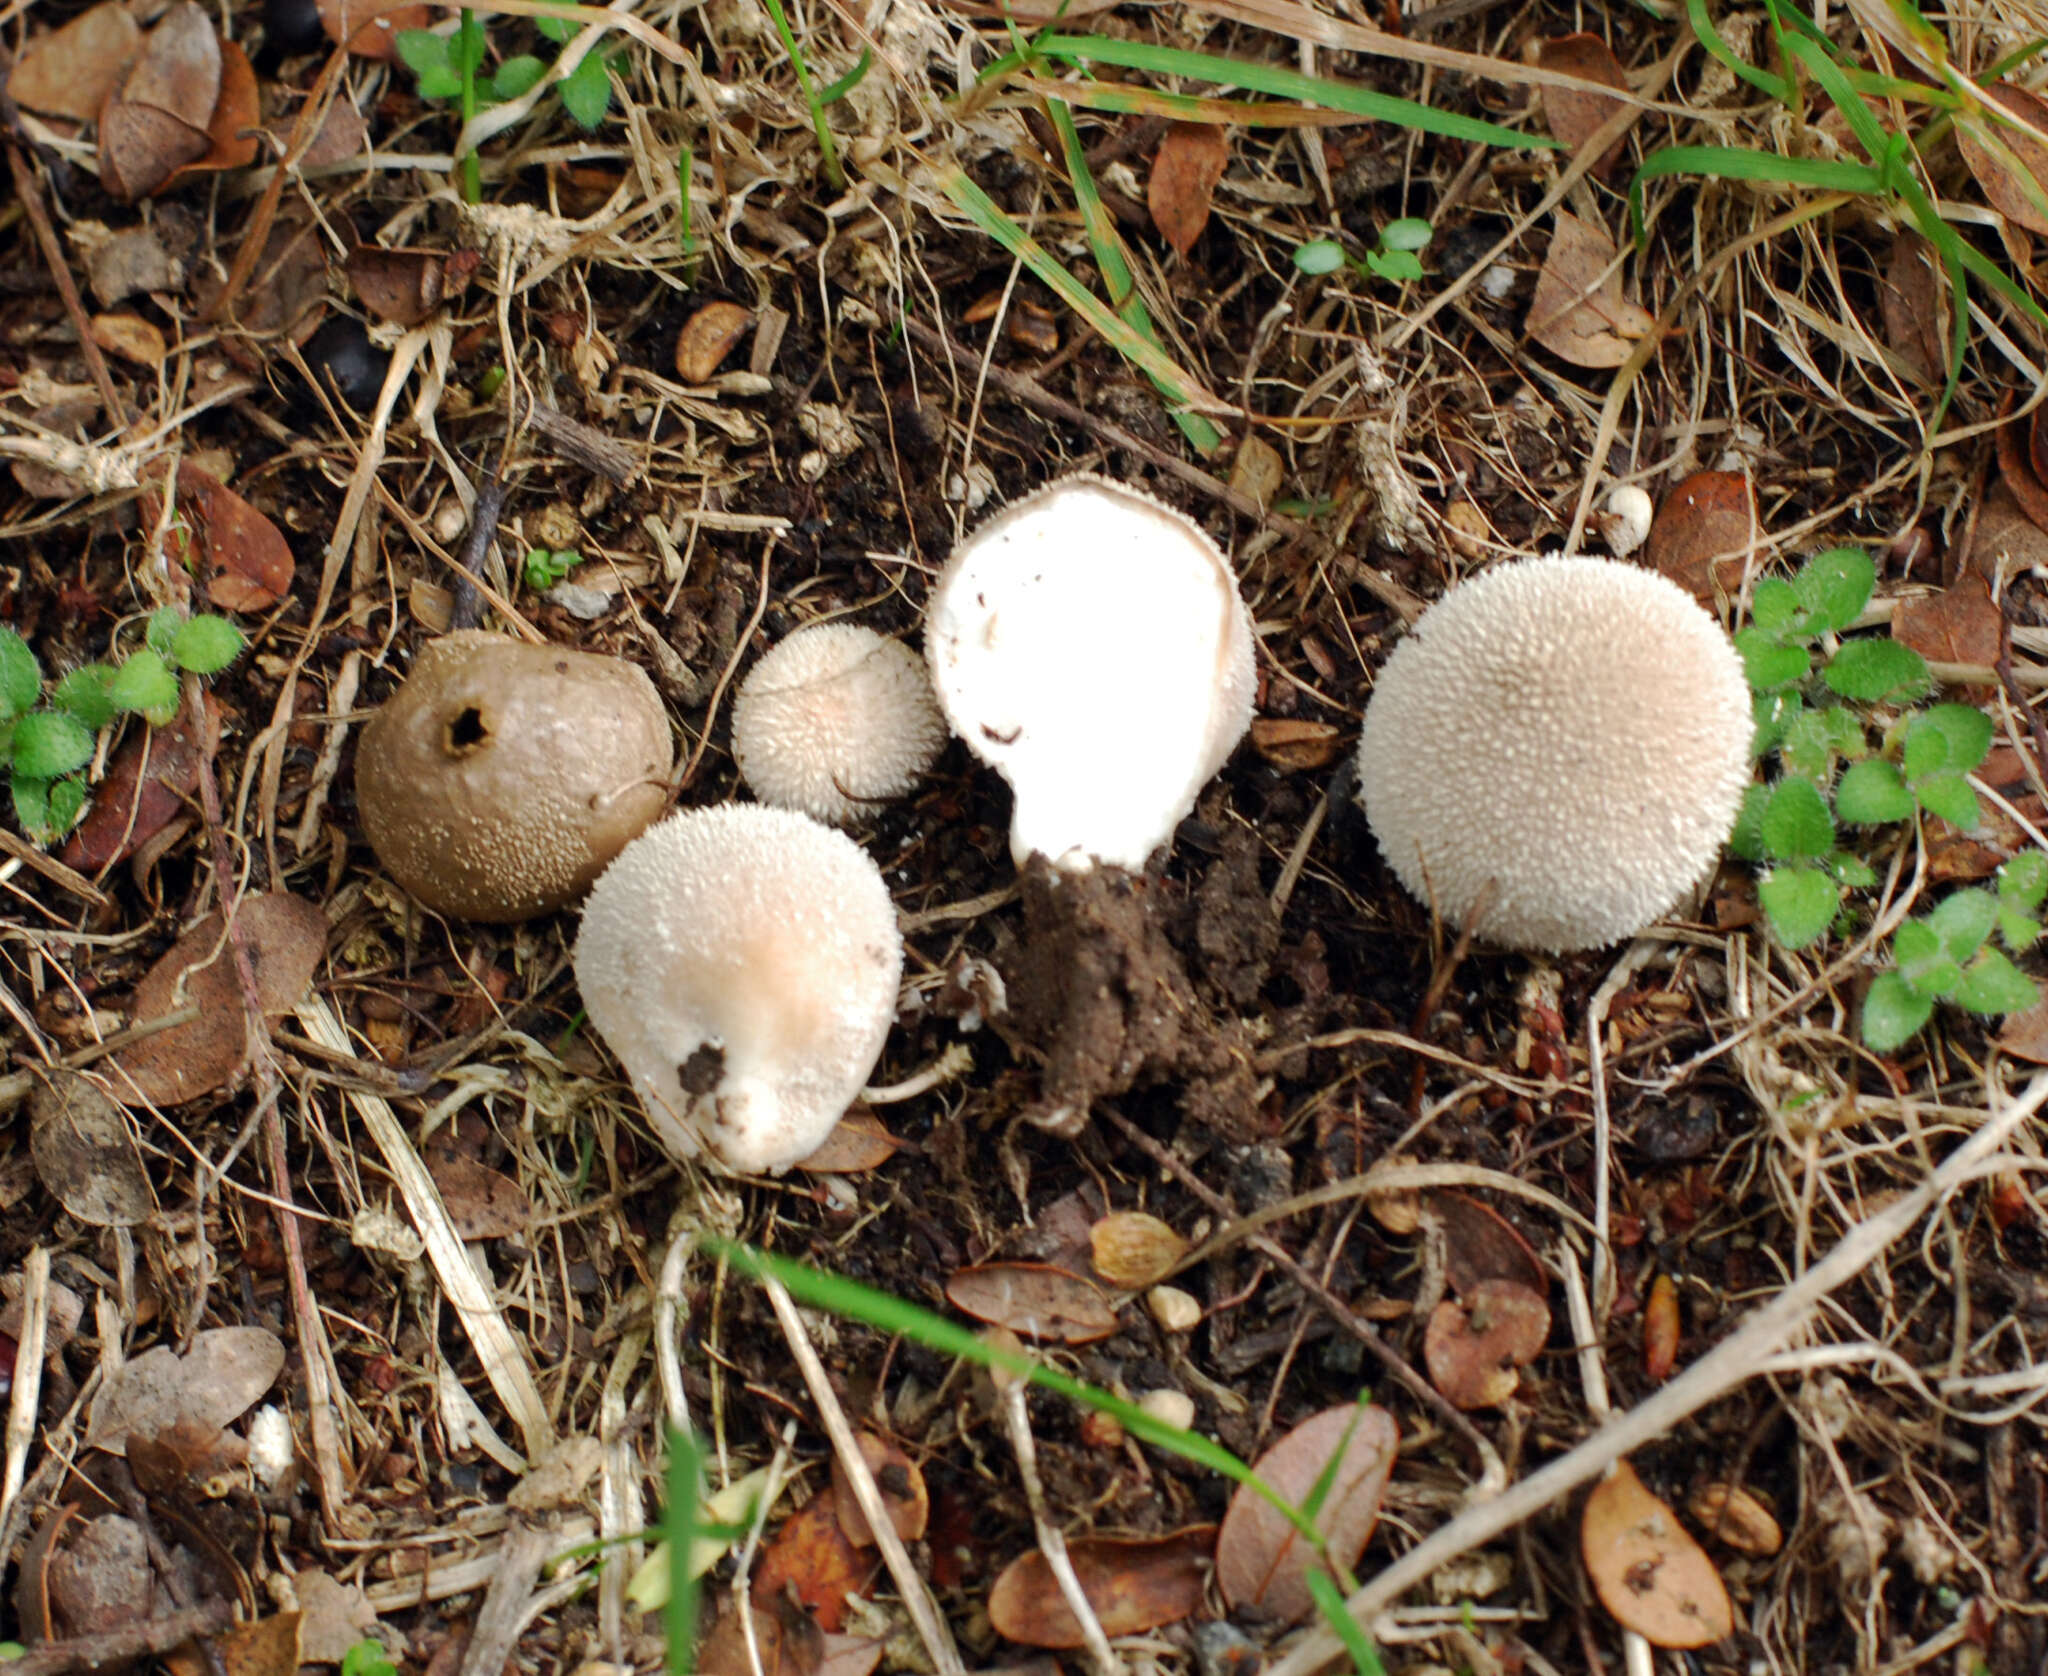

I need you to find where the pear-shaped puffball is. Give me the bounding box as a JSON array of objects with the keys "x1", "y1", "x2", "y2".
[
  {"x1": 573, "y1": 805, "x2": 903, "y2": 1174},
  {"x1": 1357, "y1": 556, "x2": 1753, "y2": 953},
  {"x1": 926, "y1": 475, "x2": 1256, "y2": 871},
  {"x1": 732, "y1": 624, "x2": 946, "y2": 824}
]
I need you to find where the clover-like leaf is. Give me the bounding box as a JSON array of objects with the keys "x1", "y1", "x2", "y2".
[
  {"x1": 0, "y1": 628, "x2": 40, "y2": 720},
  {"x1": 1912, "y1": 704, "x2": 1994, "y2": 776},
  {"x1": 1928, "y1": 889, "x2": 1998, "y2": 963},
  {"x1": 1862, "y1": 970, "x2": 1935, "y2": 1052},
  {"x1": 1759, "y1": 777, "x2": 1834, "y2": 860},
  {"x1": 1758, "y1": 864, "x2": 1839, "y2": 948},
  {"x1": 1750, "y1": 577, "x2": 1802, "y2": 635},
  {"x1": 106, "y1": 649, "x2": 181, "y2": 717},
  {"x1": 169, "y1": 615, "x2": 244, "y2": 676},
  {"x1": 1791, "y1": 547, "x2": 1874, "y2": 634},
  {"x1": 1912, "y1": 773, "x2": 1979, "y2": 831},
  {"x1": 2000, "y1": 852, "x2": 2048, "y2": 911},
  {"x1": 1736, "y1": 627, "x2": 1811, "y2": 692},
  {"x1": 1835, "y1": 758, "x2": 1914, "y2": 825},
  {"x1": 558, "y1": 49, "x2": 613, "y2": 129},
  {"x1": 1726, "y1": 782, "x2": 1768, "y2": 863},
  {"x1": 1824, "y1": 639, "x2": 1931, "y2": 702},
  {"x1": 144, "y1": 606, "x2": 182, "y2": 658},
  {"x1": 51, "y1": 665, "x2": 118, "y2": 731},
  {"x1": 1366, "y1": 249, "x2": 1424, "y2": 283},
  {"x1": 1957, "y1": 947, "x2": 2038, "y2": 1015},
  {"x1": 490, "y1": 54, "x2": 546, "y2": 99},
  {"x1": 11, "y1": 711, "x2": 93, "y2": 780},
  {"x1": 1830, "y1": 852, "x2": 1878, "y2": 890}
]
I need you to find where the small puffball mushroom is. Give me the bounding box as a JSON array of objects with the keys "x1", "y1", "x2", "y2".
[
  {"x1": 357, "y1": 632, "x2": 672, "y2": 922},
  {"x1": 1356, "y1": 556, "x2": 1753, "y2": 953},
  {"x1": 926, "y1": 474, "x2": 1255, "y2": 871},
  {"x1": 732, "y1": 623, "x2": 946, "y2": 824},
  {"x1": 1598, "y1": 485, "x2": 1655, "y2": 558},
  {"x1": 573, "y1": 804, "x2": 904, "y2": 1174}
]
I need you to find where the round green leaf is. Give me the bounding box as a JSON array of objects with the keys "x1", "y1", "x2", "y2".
[
  {"x1": 1834, "y1": 758, "x2": 1914, "y2": 825},
  {"x1": 1758, "y1": 864, "x2": 1840, "y2": 948},
  {"x1": 44, "y1": 776, "x2": 86, "y2": 837},
  {"x1": 1749, "y1": 578, "x2": 1801, "y2": 634},
  {"x1": 1366, "y1": 249, "x2": 1424, "y2": 283},
  {"x1": 1862, "y1": 969, "x2": 1934, "y2": 1053},
  {"x1": 1824, "y1": 639, "x2": 1930, "y2": 702},
  {"x1": 1726, "y1": 781, "x2": 1768, "y2": 862},
  {"x1": 1736, "y1": 627, "x2": 1811, "y2": 692},
  {"x1": 1760, "y1": 776, "x2": 1835, "y2": 860},
  {"x1": 490, "y1": 54, "x2": 547, "y2": 98},
  {"x1": 1927, "y1": 888, "x2": 1997, "y2": 962},
  {"x1": 106, "y1": 648, "x2": 181, "y2": 716},
  {"x1": 1910, "y1": 704, "x2": 1993, "y2": 776},
  {"x1": 1791, "y1": 547, "x2": 1874, "y2": 633},
  {"x1": 1999, "y1": 851, "x2": 2048, "y2": 908},
  {"x1": 145, "y1": 605, "x2": 182, "y2": 658},
  {"x1": 1911, "y1": 772, "x2": 1979, "y2": 831},
  {"x1": 10, "y1": 777, "x2": 53, "y2": 843},
  {"x1": 1957, "y1": 947, "x2": 2038, "y2": 1016},
  {"x1": 1292, "y1": 241, "x2": 1347, "y2": 275},
  {"x1": 52, "y1": 665, "x2": 118, "y2": 730},
  {"x1": 10, "y1": 711, "x2": 93, "y2": 780},
  {"x1": 0, "y1": 628, "x2": 40, "y2": 719},
  {"x1": 558, "y1": 50, "x2": 612, "y2": 128},
  {"x1": 170, "y1": 615, "x2": 245, "y2": 676},
  {"x1": 1380, "y1": 217, "x2": 1434, "y2": 252}
]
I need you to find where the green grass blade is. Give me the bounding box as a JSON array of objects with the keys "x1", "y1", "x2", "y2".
[
  {"x1": 1307, "y1": 1571, "x2": 1388, "y2": 1676},
  {"x1": 709, "y1": 1239, "x2": 1330, "y2": 1544},
  {"x1": 1688, "y1": 0, "x2": 1790, "y2": 101},
  {"x1": 938, "y1": 167, "x2": 1226, "y2": 416},
  {"x1": 665, "y1": 1425, "x2": 704, "y2": 1676},
  {"x1": 818, "y1": 48, "x2": 873, "y2": 106},
  {"x1": 1046, "y1": 100, "x2": 1224, "y2": 456},
  {"x1": 759, "y1": 0, "x2": 844, "y2": 190},
  {"x1": 1016, "y1": 35, "x2": 1560, "y2": 151},
  {"x1": 1629, "y1": 141, "x2": 1881, "y2": 238},
  {"x1": 1783, "y1": 34, "x2": 1891, "y2": 159}
]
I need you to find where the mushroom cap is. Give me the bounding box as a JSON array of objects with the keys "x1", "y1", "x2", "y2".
[
  {"x1": 926, "y1": 474, "x2": 1256, "y2": 871},
  {"x1": 572, "y1": 804, "x2": 904, "y2": 1174},
  {"x1": 732, "y1": 623, "x2": 947, "y2": 824},
  {"x1": 1356, "y1": 555, "x2": 1753, "y2": 953},
  {"x1": 356, "y1": 632, "x2": 672, "y2": 922}
]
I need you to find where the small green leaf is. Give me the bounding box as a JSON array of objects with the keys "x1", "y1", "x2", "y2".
[
  {"x1": 537, "y1": 14, "x2": 574, "y2": 39},
  {"x1": 1927, "y1": 889, "x2": 1997, "y2": 962},
  {"x1": 1760, "y1": 776, "x2": 1834, "y2": 860},
  {"x1": 0, "y1": 629, "x2": 39, "y2": 719},
  {"x1": 1736, "y1": 627, "x2": 1811, "y2": 692},
  {"x1": 1750, "y1": 578, "x2": 1802, "y2": 635},
  {"x1": 1758, "y1": 864, "x2": 1840, "y2": 948},
  {"x1": 44, "y1": 776, "x2": 85, "y2": 838},
  {"x1": 1957, "y1": 947, "x2": 2038, "y2": 1015},
  {"x1": 1792, "y1": 547, "x2": 1874, "y2": 633},
  {"x1": 396, "y1": 28, "x2": 453, "y2": 75},
  {"x1": 1824, "y1": 639, "x2": 1931, "y2": 702},
  {"x1": 1834, "y1": 758, "x2": 1915, "y2": 824},
  {"x1": 1292, "y1": 240, "x2": 1347, "y2": 275},
  {"x1": 10, "y1": 711, "x2": 93, "y2": 780},
  {"x1": 1780, "y1": 709, "x2": 1842, "y2": 777},
  {"x1": 1365, "y1": 249, "x2": 1423, "y2": 283},
  {"x1": 51, "y1": 665, "x2": 118, "y2": 730},
  {"x1": 1727, "y1": 781, "x2": 1768, "y2": 862},
  {"x1": 557, "y1": 49, "x2": 612, "y2": 128},
  {"x1": 1830, "y1": 852, "x2": 1877, "y2": 889},
  {"x1": 1862, "y1": 969, "x2": 1935, "y2": 1052},
  {"x1": 169, "y1": 615, "x2": 244, "y2": 676},
  {"x1": 490, "y1": 53, "x2": 547, "y2": 97},
  {"x1": 145, "y1": 605, "x2": 182, "y2": 657},
  {"x1": 1817, "y1": 706, "x2": 1867, "y2": 760},
  {"x1": 1751, "y1": 689, "x2": 1801, "y2": 758},
  {"x1": 418, "y1": 63, "x2": 462, "y2": 98},
  {"x1": 1911, "y1": 704, "x2": 1993, "y2": 776},
  {"x1": 1998, "y1": 906, "x2": 2042, "y2": 953},
  {"x1": 1380, "y1": 217, "x2": 1433, "y2": 252},
  {"x1": 10, "y1": 777, "x2": 54, "y2": 843},
  {"x1": 1912, "y1": 772, "x2": 1979, "y2": 830},
  {"x1": 452, "y1": 12, "x2": 487, "y2": 75},
  {"x1": 2000, "y1": 851, "x2": 2048, "y2": 910},
  {"x1": 106, "y1": 649, "x2": 181, "y2": 716}
]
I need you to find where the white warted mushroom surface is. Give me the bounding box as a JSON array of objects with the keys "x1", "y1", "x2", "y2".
[
  {"x1": 1356, "y1": 555, "x2": 1753, "y2": 953},
  {"x1": 925, "y1": 474, "x2": 1256, "y2": 871},
  {"x1": 732, "y1": 623, "x2": 947, "y2": 824},
  {"x1": 572, "y1": 804, "x2": 903, "y2": 1174}
]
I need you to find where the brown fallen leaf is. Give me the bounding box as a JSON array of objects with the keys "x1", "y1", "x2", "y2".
[
  {"x1": 1216, "y1": 1404, "x2": 1397, "y2": 1625},
  {"x1": 347, "y1": 245, "x2": 449, "y2": 328},
  {"x1": 676, "y1": 301, "x2": 756, "y2": 383},
  {"x1": 751, "y1": 1491, "x2": 880, "y2": 1633},
  {"x1": 1149, "y1": 123, "x2": 1229, "y2": 257},
  {"x1": 1878, "y1": 230, "x2": 1947, "y2": 388},
  {"x1": 830, "y1": 1433, "x2": 928, "y2": 1548},
  {"x1": 86, "y1": 1325, "x2": 287, "y2": 1455},
  {"x1": 795, "y1": 1109, "x2": 899, "y2": 1174},
  {"x1": 1687, "y1": 1482, "x2": 1783, "y2": 1557},
  {"x1": 1892, "y1": 575, "x2": 2003, "y2": 675},
  {"x1": 122, "y1": 1, "x2": 219, "y2": 128},
  {"x1": 946, "y1": 1263, "x2": 1119, "y2": 1344},
  {"x1": 1527, "y1": 210, "x2": 1656, "y2": 369},
  {"x1": 90, "y1": 312, "x2": 168, "y2": 368},
  {"x1": 29, "y1": 1071, "x2": 153, "y2": 1228},
  {"x1": 423, "y1": 1148, "x2": 532, "y2": 1240},
  {"x1": 110, "y1": 892, "x2": 329, "y2": 1108},
  {"x1": 1995, "y1": 402, "x2": 2048, "y2": 543},
  {"x1": 1433, "y1": 1192, "x2": 1547, "y2": 1297},
  {"x1": 1581, "y1": 1461, "x2": 1733, "y2": 1649},
  {"x1": 1423, "y1": 1279, "x2": 1550, "y2": 1410},
  {"x1": 166, "y1": 36, "x2": 261, "y2": 184},
  {"x1": 987, "y1": 1527, "x2": 1214, "y2": 1648},
  {"x1": 145, "y1": 465, "x2": 297, "y2": 611},
  {"x1": 817, "y1": 1635, "x2": 884, "y2": 1676},
  {"x1": 316, "y1": 0, "x2": 433, "y2": 59},
  {"x1": 6, "y1": 1, "x2": 142, "y2": 122},
  {"x1": 58, "y1": 694, "x2": 215, "y2": 873},
  {"x1": 99, "y1": 98, "x2": 211, "y2": 202},
  {"x1": 1644, "y1": 470, "x2": 1755, "y2": 605},
  {"x1": 1089, "y1": 1210, "x2": 1188, "y2": 1289},
  {"x1": 1535, "y1": 34, "x2": 1632, "y2": 177},
  {"x1": 1996, "y1": 992, "x2": 2048, "y2": 1062},
  {"x1": 1956, "y1": 83, "x2": 2048, "y2": 238}
]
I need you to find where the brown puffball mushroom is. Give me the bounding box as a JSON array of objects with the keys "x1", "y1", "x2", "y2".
[{"x1": 356, "y1": 631, "x2": 672, "y2": 921}]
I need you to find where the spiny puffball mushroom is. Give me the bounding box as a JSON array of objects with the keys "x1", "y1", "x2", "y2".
[
  {"x1": 731, "y1": 623, "x2": 946, "y2": 824},
  {"x1": 572, "y1": 803, "x2": 903, "y2": 1174},
  {"x1": 926, "y1": 474, "x2": 1256, "y2": 871},
  {"x1": 1356, "y1": 555, "x2": 1753, "y2": 953},
  {"x1": 357, "y1": 632, "x2": 672, "y2": 922}
]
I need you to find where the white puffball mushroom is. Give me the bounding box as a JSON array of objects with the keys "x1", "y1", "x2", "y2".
[
  {"x1": 573, "y1": 804, "x2": 904, "y2": 1174},
  {"x1": 732, "y1": 623, "x2": 946, "y2": 824},
  {"x1": 1598, "y1": 485, "x2": 1656, "y2": 558},
  {"x1": 926, "y1": 474, "x2": 1256, "y2": 871},
  {"x1": 1356, "y1": 555, "x2": 1753, "y2": 953}
]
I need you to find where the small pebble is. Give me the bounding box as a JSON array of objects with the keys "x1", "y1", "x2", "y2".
[
  {"x1": 1147, "y1": 1284, "x2": 1201, "y2": 1334},
  {"x1": 1137, "y1": 1388, "x2": 1195, "y2": 1430}
]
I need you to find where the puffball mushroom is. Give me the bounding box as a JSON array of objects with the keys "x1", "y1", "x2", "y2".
[
  {"x1": 732, "y1": 623, "x2": 946, "y2": 824},
  {"x1": 572, "y1": 804, "x2": 904, "y2": 1174},
  {"x1": 356, "y1": 631, "x2": 672, "y2": 922},
  {"x1": 1357, "y1": 555, "x2": 1753, "y2": 953},
  {"x1": 926, "y1": 475, "x2": 1256, "y2": 870}
]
